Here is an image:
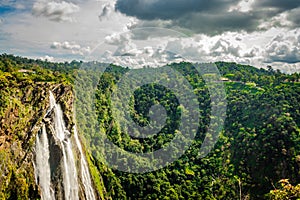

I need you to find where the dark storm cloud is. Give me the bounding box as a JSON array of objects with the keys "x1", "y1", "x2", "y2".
[
  {"x1": 115, "y1": 0, "x2": 239, "y2": 20},
  {"x1": 115, "y1": 0, "x2": 300, "y2": 35},
  {"x1": 174, "y1": 11, "x2": 261, "y2": 35},
  {"x1": 288, "y1": 7, "x2": 300, "y2": 27},
  {"x1": 253, "y1": 0, "x2": 300, "y2": 12}
]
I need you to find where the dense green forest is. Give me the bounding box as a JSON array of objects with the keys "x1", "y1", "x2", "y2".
[{"x1": 0, "y1": 54, "x2": 300, "y2": 199}]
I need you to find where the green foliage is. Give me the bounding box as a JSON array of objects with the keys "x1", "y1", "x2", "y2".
[
  {"x1": 71, "y1": 63, "x2": 300, "y2": 199},
  {"x1": 83, "y1": 62, "x2": 300, "y2": 199},
  {"x1": 266, "y1": 179, "x2": 300, "y2": 199},
  {"x1": 0, "y1": 150, "x2": 39, "y2": 200},
  {"x1": 1, "y1": 54, "x2": 300, "y2": 199}
]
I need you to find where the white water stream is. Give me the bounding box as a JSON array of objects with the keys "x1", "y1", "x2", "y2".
[
  {"x1": 74, "y1": 126, "x2": 96, "y2": 200},
  {"x1": 34, "y1": 124, "x2": 55, "y2": 200},
  {"x1": 34, "y1": 91, "x2": 95, "y2": 200}
]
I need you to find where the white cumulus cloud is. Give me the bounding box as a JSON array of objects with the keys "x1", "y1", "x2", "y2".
[
  {"x1": 265, "y1": 31, "x2": 300, "y2": 63},
  {"x1": 32, "y1": 1, "x2": 80, "y2": 22},
  {"x1": 51, "y1": 41, "x2": 91, "y2": 55}
]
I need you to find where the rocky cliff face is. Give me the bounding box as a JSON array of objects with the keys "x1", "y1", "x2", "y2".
[{"x1": 0, "y1": 80, "x2": 94, "y2": 199}]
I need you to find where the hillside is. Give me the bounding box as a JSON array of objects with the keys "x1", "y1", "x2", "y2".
[{"x1": 0, "y1": 54, "x2": 299, "y2": 199}]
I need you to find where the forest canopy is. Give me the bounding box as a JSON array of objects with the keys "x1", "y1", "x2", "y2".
[{"x1": 0, "y1": 54, "x2": 299, "y2": 199}]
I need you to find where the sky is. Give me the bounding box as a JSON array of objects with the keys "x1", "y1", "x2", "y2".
[{"x1": 0, "y1": 0, "x2": 299, "y2": 72}]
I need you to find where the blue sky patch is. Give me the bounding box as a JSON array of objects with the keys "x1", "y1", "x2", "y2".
[{"x1": 0, "y1": 6, "x2": 16, "y2": 15}]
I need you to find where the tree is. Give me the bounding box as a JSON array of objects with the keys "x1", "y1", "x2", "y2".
[{"x1": 266, "y1": 179, "x2": 300, "y2": 200}]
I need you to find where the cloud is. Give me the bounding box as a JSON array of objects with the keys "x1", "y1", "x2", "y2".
[
  {"x1": 125, "y1": 18, "x2": 138, "y2": 30},
  {"x1": 210, "y1": 39, "x2": 241, "y2": 57},
  {"x1": 105, "y1": 33, "x2": 139, "y2": 56},
  {"x1": 174, "y1": 11, "x2": 261, "y2": 35},
  {"x1": 98, "y1": 3, "x2": 114, "y2": 21},
  {"x1": 127, "y1": 21, "x2": 180, "y2": 40},
  {"x1": 253, "y1": 0, "x2": 300, "y2": 12},
  {"x1": 287, "y1": 7, "x2": 300, "y2": 27},
  {"x1": 105, "y1": 32, "x2": 130, "y2": 45},
  {"x1": 264, "y1": 32, "x2": 300, "y2": 64},
  {"x1": 243, "y1": 46, "x2": 261, "y2": 58},
  {"x1": 101, "y1": 28, "x2": 300, "y2": 68},
  {"x1": 51, "y1": 41, "x2": 91, "y2": 55},
  {"x1": 1, "y1": 0, "x2": 299, "y2": 73},
  {"x1": 0, "y1": 0, "x2": 134, "y2": 61},
  {"x1": 115, "y1": 0, "x2": 300, "y2": 35},
  {"x1": 165, "y1": 38, "x2": 207, "y2": 61},
  {"x1": 100, "y1": 47, "x2": 184, "y2": 68},
  {"x1": 259, "y1": 12, "x2": 293, "y2": 30},
  {"x1": 101, "y1": 31, "x2": 245, "y2": 67},
  {"x1": 39, "y1": 55, "x2": 55, "y2": 62},
  {"x1": 229, "y1": 0, "x2": 255, "y2": 13},
  {"x1": 32, "y1": 1, "x2": 80, "y2": 22},
  {"x1": 115, "y1": 0, "x2": 239, "y2": 20},
  {"x1": 99, "y1": 32, "x2": 187, "y2": 67}
]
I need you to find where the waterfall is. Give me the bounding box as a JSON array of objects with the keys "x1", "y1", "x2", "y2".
[
  {"x1": 49, "y1": 91, "x2": 79, "y2": 200},
  {"x1": 34, "y1": 91, "x2": 95, "y2": 200},
  {"x1": 74, "y1": 126, "x2": 96, "y2": 200},
  {"x1": 34, "y1": 124, "x2": 55, "y2": 200}
]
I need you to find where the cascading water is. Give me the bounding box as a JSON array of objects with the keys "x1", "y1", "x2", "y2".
[
  {"x1": 34, "y1": 124, "x2": 55, "y2": 200},
  {"x1": 74, "y1": 126, "x2": 96, "y2": 200},
  {"x1": 34, "y1": 91, "x2": 96, "y2": 200},
  {"x1": 49, "y1": 91, "x2": 79, "y2": 200}
]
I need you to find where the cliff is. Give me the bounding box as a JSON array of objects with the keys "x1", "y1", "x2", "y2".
[
  {"x1": 0, "y1": 73, "x2": 104, "y2": 199},
  {"x1": 0, "y1": 77, "x2": 73, "y2": 199},
  {"x1": 0, "y1": 55, "x2": 117, "y2": 200}
]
